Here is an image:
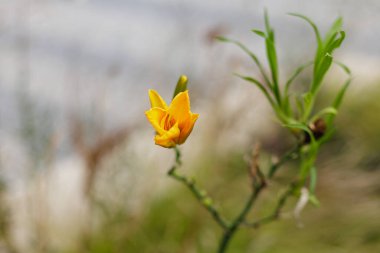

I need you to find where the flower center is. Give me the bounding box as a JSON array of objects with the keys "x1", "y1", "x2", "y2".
[{"x1": 161, "y1": 113, "x2": 176, "y2": 131}]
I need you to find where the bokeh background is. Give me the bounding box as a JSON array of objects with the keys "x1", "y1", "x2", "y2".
[{"x1": 0, "y1": 0, "x2": 379, "y2": 252}]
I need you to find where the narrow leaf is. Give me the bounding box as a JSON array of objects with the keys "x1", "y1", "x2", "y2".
[
  {"x1": 334, "y1": 60, "x2": 351, "y2": 75},
  {"x1": 296, "y1": 96, "x2": 305, "y2": 116},
  {"x1": 309, "y1": 194, "x2": 320, "y2": 207},
  {"x1": 284, "y1": 122, "x2": 312, "y2": 137},
  {"x1": 312, "y1": 53, "x2": 333, "y2": 93},
  {"x1": 324, "y1": 17, "x2": 343, "y2": 46},
  {"x1": 289, "y1": 13, "x2": 322, "y2": 46},
  {"x1": 334, "y1": 80, "x2": 351, "y2": 110},
  {"x1": 266, "y1": 37, "x2": 281, "y2": 103},
  {"x1": 234, "y1": 73, "x2": 276, "y2": 107},
  {"x1": 302, "y1": 92, "x2": 313, "y2": 109},
  {"x1": 263, "y1": 9, "x2": 280, "y2": 102},
  {"x1": 251, "y1": 29, "x2": 266, "y2": 38},
  {"x1": 264, "y1": 9, "x2": 271, "y2": 35},
  {"x1": 311, "y1": 107, "x2": 338, "y2": 123},
  {"x1": 324, "y1": 79, "x2": 351, "y2": 127},
  {"x1": 325, "y1": 31, "x2": 345, "y2": 54},
  {"x1": 217, "y1": 36, "x2": 272, "y2": 86},
  {"x1": 285, "y1": 61, "x2": 313, "y2": 96}
]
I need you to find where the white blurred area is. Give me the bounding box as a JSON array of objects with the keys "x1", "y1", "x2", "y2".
[{"x1": 0, "y1": 0, "x2": 380, "y2": 251}]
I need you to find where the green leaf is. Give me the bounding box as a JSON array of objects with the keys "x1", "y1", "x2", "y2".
[
  {"x1": 324, "y1": 17, "x2": 343, "y2": 47},
  {"x1": 332, "y1": 78, "x2": 351, "y2": 109},
  {"x1": 312, "y1": 53, "x2": 333, "y2": 93},
  {"x1": 334, "y1": 60, "x2": 351, "y2": 75},
  {"x1": 282, "y1": 95, "x2": 293, "y2": 117},
  {"x1": 311, "y1": 106, "x2": 337, "y2": 123},
  {"x1": 251, "y1": 29, "x2": 266, "y2": 38},
  {"x1": 285, "y1": 61, "x2": 313, "y2": 96},
  {"x1": 284, "y1": 122, "x2": 311, "y2": 135},
  {"x1": 217, "y1": 36, "x2": 272, "y2": 86},
  {"x1": 264, "y1": 8, "x2": 271, "y2": 37},
  {"x1": 325, "y1": 31, "x2": 345, "y2": 54},
  {"x1": 296, "y1": 96, "x2": 305, "y2": 116},
  {"x1": 326, "y1": 78, "x2": 351, "y2": 126},
  {"x1": 263, "y1": 10, "x2": 280, "y2": 104},
  {"x1": 302, "y1": 92, "x2": 313, "y2": 109},
  {"x1": 289, "y1": 13, "x2": 322, "y2": 47},
  {"x1": 325, "y1": 61, "x2": 351, "y2": 126},
  {"x1": 301, "y1": 91, "x2": 317, "y2": 123},
  {"x1": 215, "y1": 36, "x2": 229, "y2": 42},
  {"x1": 316, "y1": 127, "x2": 335, "y2": 145},
  {"x1": 289, "y1": 13, "x2": 324, "y2": 78},
  {"x1": 234, "y1": 73, "x2": 275, "y2": 107},
  {"x1": 172, "y1": 75, "x2": 188, "y2": 99},
  {"x1": 266, "y1": 38, "x2": 279, "y2": 87},
  {"x1": 309, "y1": 194, "x2": 320, "y2": 207}
]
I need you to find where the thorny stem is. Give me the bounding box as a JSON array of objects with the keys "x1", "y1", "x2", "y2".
[{"x1": 168, "y1": 147, "x2": 228, "y2": 229}]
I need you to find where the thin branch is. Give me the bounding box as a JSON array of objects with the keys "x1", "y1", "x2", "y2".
[
  {"x1": 168, "y1": 147, "x2": 228, "y2": 229},
  {"x1": 244, "y1": 184, "x2": 295, "y2": 228},
  {"x1": 248, "y1": 143, "x2": 267, "y2": 187},
  {"x1": 217, "y1": 182, "x2": 266, "y2": 253},
  {"x1": 268, "y1": 145, "x2": 301, "y2": 178},
  {"x1": 218, "y1": 145, "x2": 267, "y2": 253}
]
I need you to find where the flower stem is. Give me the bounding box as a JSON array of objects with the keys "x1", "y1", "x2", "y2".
[
  {"x1": 174, "y1": 146, "x2": 182, "y2": 165},
  {"x1": 168, "y1": 147, "x2": 228, "y2": 229}
]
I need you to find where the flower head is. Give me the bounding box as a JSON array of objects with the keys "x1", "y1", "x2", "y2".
[{"x1": 145, "y1": 89, "x2": 199, "y2": 148}]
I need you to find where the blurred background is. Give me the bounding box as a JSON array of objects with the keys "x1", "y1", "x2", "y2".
[{"x1": 0, "y1": 0, "x2": 379, "y2": 252}]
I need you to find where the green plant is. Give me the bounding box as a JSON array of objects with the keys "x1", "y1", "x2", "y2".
[{"x1": 147, "y1": 10, "x2": 351, "y2": 253}]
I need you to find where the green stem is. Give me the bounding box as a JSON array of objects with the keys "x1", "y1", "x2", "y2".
[
  {"x1": 174, "y1": 146, "x2": 181, "y2": 165},
  {"x1": 244, "y1": 184, "x2": 294, "y2": 228},
  {"x1": 302, "y1": 95, "x2": 316, "y2": 123},
  {"x1": 217, "y1": 183, "x2": 266, "y2": 253},
  {"x1": 168, "y1": 147, "x2": 228, "y2": 229},
  {"x1": 169, "y1": 146, "x2": 301, "y2": 253},
  {"x1": 268, "y1": 145, "x2": 301, "y2": 178}
]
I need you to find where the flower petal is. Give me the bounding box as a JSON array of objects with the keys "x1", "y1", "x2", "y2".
[
  {"x1": 154, "y1": 123, "x2": 180, "y2": 148},
  {"x1": 178, "y1": 113, "x2": 199, "y2": 144},
  {"x1": 168, "y1": 91, "x2": 191, "y2": 124},
  {"x1": 145, "y1": 107, "x2": 167, "y2": 135},
  {"x1": 148, "y1": 89, "x2": 168, "y2": 109}
]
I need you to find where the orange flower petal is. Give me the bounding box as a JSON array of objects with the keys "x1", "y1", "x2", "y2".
[
  {"x1": 145, "y1": 107, "x2": 167, "y2": 135},
  {"x1": 148, "y1": 89, "x2": 168, "y2": 109},
  {"x1": 178, "y1": 113, "x2": 199, "y2": 144},
  {"x1": 168, "y1": 91, "x2": 191, "y2": 124},
  {"x1": 154, "y1": 123, "x2": 180, "y2": 148}
]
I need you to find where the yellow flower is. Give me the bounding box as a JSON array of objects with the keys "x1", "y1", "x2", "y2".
[{"x1": 145, "y1": 89, "x2": 199, "y2": 148}]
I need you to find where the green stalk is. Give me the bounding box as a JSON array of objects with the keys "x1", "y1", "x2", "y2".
[
  {"x1": 168, "y1": 147, "x2": 228, "y2": 229},
  {"x1": 217, "y1": 183, "x2": 266, "y2": 253}
]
